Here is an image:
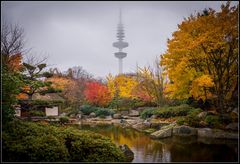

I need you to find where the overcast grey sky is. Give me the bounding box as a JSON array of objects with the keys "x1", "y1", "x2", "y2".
[{"x1": 1, "y1": 1, "x2": 238, "y2": 78}]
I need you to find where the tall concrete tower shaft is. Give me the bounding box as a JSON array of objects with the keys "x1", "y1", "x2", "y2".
[{"x1": 113, "y1": 9, "x2": 128, "y2": 74}]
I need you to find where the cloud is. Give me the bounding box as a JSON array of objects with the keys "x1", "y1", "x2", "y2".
[{"x1": 2, "y1": 1, "x2": 238, "y2": 78}]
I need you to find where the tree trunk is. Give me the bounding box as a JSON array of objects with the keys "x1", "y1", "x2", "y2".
[{"x1": 217, "y1": 90, "x2": 225, "y2": 118}]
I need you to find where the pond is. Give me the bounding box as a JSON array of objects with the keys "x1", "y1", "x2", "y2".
[{"x1": 77, "y1": 124, "x2": 238, "y2": 162}]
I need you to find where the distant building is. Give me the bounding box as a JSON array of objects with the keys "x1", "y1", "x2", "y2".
[{"x1": 16, "y1": 93, "x2": 64, "y2": 117}]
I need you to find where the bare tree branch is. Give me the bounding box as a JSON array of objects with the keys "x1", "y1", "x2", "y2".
[{"x1": 1, "y1": 22, "x2": 25, "y2": 56}]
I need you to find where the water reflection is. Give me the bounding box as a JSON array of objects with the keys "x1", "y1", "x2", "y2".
[{"x1": 77, "y1": 124, "x2": 238, "y2": 162}]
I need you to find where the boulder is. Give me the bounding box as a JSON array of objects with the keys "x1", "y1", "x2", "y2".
[
  {"x1": 150, "y1": 127, "x2": 172, "y2": 139},
  {"x1": 60, "y1": 112, "x2": 66, "y2": 116},
  {"x1": 120, "y1": 110, "x2": 129, "y2": 116},
  {"x1": 76, "y1": 114, "x2": 82, "y2": 119},
  {"x1": 132, "y1": 122, "x2": 147, "y2": 131},
  {"x1": 119, "y1": 144, "x2": 134, "y2": 162},
  {"x1": 161, "y1": 122, "x2": 177, "y2": 130},
  {"x1": 89, "y1": 112, "x2": 96, "y2": 118},
  {"x1": 143, "y1": 119, "x2": 151, "y2": 128},
  {"x1": 173, "y1": 125, "x2": 197, "y2": 136},
  {"x1": 151, "y1": 115, "x2": 158, "y2": 119},
  {"x1": 126, "y1": 119, "x2": 140, "y2": 125},
  {"x1": 122, "y1": 115, "x2": 130, "y2": 119},
  {"x1": 104, "y1": 115, "x2": 112, "y2": 120},
  {"x1": 150, "y1": 122, "x2": 160, "y2": 129},
  {"x1": 113, "y1": 113, "x2": 122, "y2": 119},
  {"x1": 197, "y1": 112, "x2": 207, "y2": 119},
  {"x1": 225, "y1": 123, "x2": 238, "y2": 131},
  {"x1": 150, "y1": 123, "x2": 176, "y2": 139},
  {"x1": 129, "y1": 110, "x2": 140, "y2": 117},
  {"x1": 197, "y1": 128, "x2": 238, "y2": 139}
]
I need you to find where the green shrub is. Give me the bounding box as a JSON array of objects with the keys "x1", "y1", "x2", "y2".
[
  {"x1": 187, "y1": 108, "x2": 203, "y2": 116},
  {"x1": 80, "y1": 105, "x2": 99, "y2": 115},
  {"x1": 205, "y1": 115, "x2": 221, "y2": 128},
  {"x1": 2, "y1": 120, "x2": 125, "y2": 162},
  {"x1": 176, "y1": 108, "x2": 203, "y2": 127},
  {"x1": 108, "y1": 97, "x2": 150, "y2": 110},
  {"x1": 184, "y1": 115, "x2": 201, "y2": 127},
  {"x1": 3, "y1": 132, "x2": 69, "y2": 162},
  {"x1": 95, "y1": 108, "x2": 115, "y2": 117},
  {"x1": 59, "y1": 116, "x2": 69, "y2": 124},
  {"x1": 99, "y1": 115, "x2": 106, "y2": 119},
  {"x1": 140, "y1": 104, "x2": 203, "y2": 120},
  {"x1": 80, "y1": 105, "x2": 115, "y2": 117},
  {"x1": 29, "y1": 110, "x2": 45, "y2": 117},
  {"x1": 140, "y1": 108, "x2": 156, "y2": 119},
  {"x1": 156, "y1": 104, "x2": 194, "y2": 118},
  {"x1": 176, "y1": 117, "x2": 185, "y2": 125}
]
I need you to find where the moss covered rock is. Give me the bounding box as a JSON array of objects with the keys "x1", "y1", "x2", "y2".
[{"x1": 173, "y1": 125, "x2": 197, "y2": 136}]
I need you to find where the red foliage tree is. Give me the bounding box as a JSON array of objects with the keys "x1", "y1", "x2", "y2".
[{"x1": 84, "y1": 81, "x2": 112, "y2": 107}]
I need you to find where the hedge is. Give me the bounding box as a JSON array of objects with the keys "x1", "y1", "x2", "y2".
[
  {"x1": 80, "y1": 105, "x2": 115, "y2": 117},
  {"x1": 2, "y1": 120, "x2": 125, "y2": 162},
  {"x1": 140, "y1": 104, "x2": 201, "y2": 119}
]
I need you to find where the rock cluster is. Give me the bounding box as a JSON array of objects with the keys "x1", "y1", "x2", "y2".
[{"x1": 119, "y1": 144, "x2": 134, "y2": 162}]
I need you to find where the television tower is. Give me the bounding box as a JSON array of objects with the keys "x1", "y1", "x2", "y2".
[{"x1": 113, "y1": 9, "x2": 128, "y2": 74}]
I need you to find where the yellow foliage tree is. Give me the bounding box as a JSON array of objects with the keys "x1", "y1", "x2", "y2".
[
  {"x1": 136, "y1": 57, "x2": 165, "y2": 106},
  {"x1": 161, "y1": 2, "x2": 238, "y2": 114},
  {"x1": 106, "y1": 74, "x2": 138, "y2": 99},
  {"x1": 190, "y1": 74, "x2": 214, "y2": 100}
]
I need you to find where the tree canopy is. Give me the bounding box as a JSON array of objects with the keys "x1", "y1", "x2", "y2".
[{"x1": 160, "y1": 2, "x2": 238, "y2": 114}]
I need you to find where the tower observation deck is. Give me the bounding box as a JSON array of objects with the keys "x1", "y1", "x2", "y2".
[{"x1": 113, "y1": 9, "x2": 128, "y2": 74}]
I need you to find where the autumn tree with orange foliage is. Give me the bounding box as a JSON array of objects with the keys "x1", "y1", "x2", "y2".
[
  {"x1": 47, "y1": 66, "x2": 93, "y2": 108},
  {"x1": 84, "y1": 81, "x2": 112, "y2": 107},
  {"x1": 46, "y1": 76, "x2": 79, "y2": 103},
  {"x1": 160, "y1": 2, "x2": 238, "y2": 114}
]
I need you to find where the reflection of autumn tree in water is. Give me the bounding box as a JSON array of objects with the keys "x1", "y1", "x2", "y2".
[
  {"x1": 78, "y1": 124, "x2": 237, "y2": 162},
  {"x1": 141, "y1": 141, "x2": 163, "y2": 162},
  {"x1": 79, "y1": 124, "x2": 171, "y2": 162}
]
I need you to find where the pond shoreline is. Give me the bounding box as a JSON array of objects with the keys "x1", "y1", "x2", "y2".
[
  {"x1": 74, "y1": 117, "x2": 239, "y2": 140},
  {"x1": 77, "y1": 123, "x2": 238, "y2": 162}
]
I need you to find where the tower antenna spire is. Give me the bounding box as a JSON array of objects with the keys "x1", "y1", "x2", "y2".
[
  {"x1": 119, "y1": 8, "x2": 122, "y2": 24},
  {"x1": 113, "y1": 9, "x2": 128, "y2": 74}
]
